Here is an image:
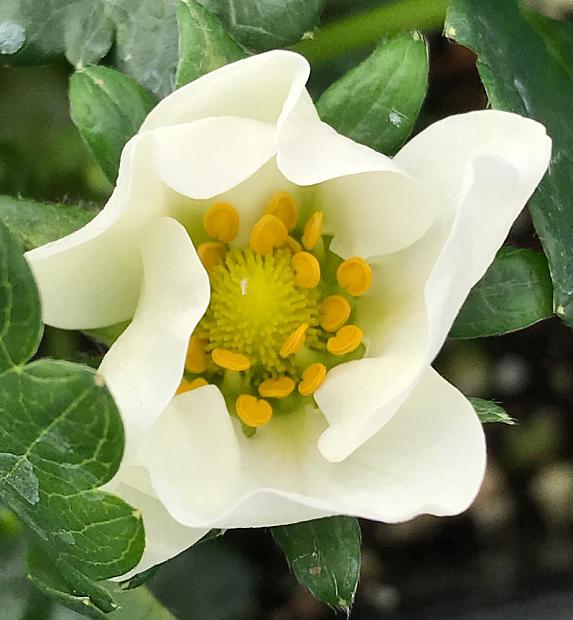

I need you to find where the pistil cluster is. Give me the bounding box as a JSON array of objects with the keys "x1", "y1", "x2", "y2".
[{"x1": 176, "y1": 191, "x2": 373, "y2": 434}]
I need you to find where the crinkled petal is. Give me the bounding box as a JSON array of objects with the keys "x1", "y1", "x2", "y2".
[
  {"x1": 140, "y1": 369, "x2": 484, "y2": 528},
  {"x1": 315, "y1": 110, "x2": 551, "y2": 462},
  {"x1": 142, "y1": 50, "x2": 316, "y2": 131},
  {"x1": 100, "y1": 217, "x2": 209, "y2": 457},
  {"x1": 25, "y1": 135, "x2": 171, "y2": 329},
  {"x1": 277, "y1": 117, "x2": 432, "y2": 258},
  {"x1": 150, "y1": 117, "x2": 277, "y2": 200}
]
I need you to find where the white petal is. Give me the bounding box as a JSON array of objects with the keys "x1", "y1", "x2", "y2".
[
  {"x1": 150, "y1": 117, "x2": 277, "y2": 200},
  {"x1": 316, "y1": 110, "x2": 551, "y2": 461},
  {"x1": 110, "y1": 474, "x2": 208, "y2": 581},
  {"x1": 25, "y1": 135, "x2": 172, "y2": 329},
  {"x1": 100, "y1": 217, "x2": 209, "y2": 457},
  {"x1": 140, "y1": 369, "x2": 484, "y2": 528},
  {"x1": 277, "y1": 118, "x2": 432, "y2": 258},
  {"x1": 395, "y1": 110, "x2": 551, "y2": 359},
  {"x1": 142, "y1": 50, "x2": 317, "y2": 132}
]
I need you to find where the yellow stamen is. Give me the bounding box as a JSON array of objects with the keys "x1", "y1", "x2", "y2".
[
  {"x1": 320, "y1": 295, "x2": 351, "y2": 332},
  {"x1": 302, "y1": 211, "x2": 324, "y2": 250},
  {"x1": 258, "y1": 376, "x2": 295, "y2": 399},
  {"x1": 186, "y1": 335, "x2": 208, "y2": 374},
  {"x1": 177, "y1": 377, "x2": 208, "y2": 395},
  {"x1": 249, "y1": 214, "x2": 288, "y2": 255},
  {"x1": 284, "y1": 235, "x2": 302, "y2": 254},
  {"x1": 203, "y1": 202, "x2": 239, "y2": 243},
  {"x1": 298, "y1": 363, "x2": 327, "y2": 396},
  {"x1": 336, "y1": 257, "x2": 372, "y2": 296},
  {"x1": 236, "y1": 394, "x2": 272, "y2": 427},
  {"x1": 280, "y1": 322, "x2": 308, "y2": 358},
  {"x1": 212, "y1": 348, "x2": 251, "y2": 371},
  {"x1": 327, "y1": 325, "x2": 363, "y2": 356},
  {"x1": 198, "y1": 241, "x2": 226, "y2": 271},
  {"x1": 291, "y1": 251, "x2": 321, "y2": 289},
  {"x1": 265, "y1": 191, "x2": 298, "y2": 231}
]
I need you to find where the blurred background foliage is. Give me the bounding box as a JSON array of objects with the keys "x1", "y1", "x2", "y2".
[{"x1": 2, "y1": 0, "x2": 573, "y2": 618}]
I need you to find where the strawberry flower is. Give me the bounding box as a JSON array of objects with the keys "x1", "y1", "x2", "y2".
[{"x1": 26, "y1": 51, "x2": 551, "y2": 576}]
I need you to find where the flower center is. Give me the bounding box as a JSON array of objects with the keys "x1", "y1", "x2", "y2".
[
  {"x1": 176, "y1": 191, "x2": 373, "y2": 436},
  {"x1": 198, "y1": 248, "x2": 320, "y2": 374}
]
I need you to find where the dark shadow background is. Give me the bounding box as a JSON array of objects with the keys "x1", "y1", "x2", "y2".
[{"x1": 1, "y1": 1, "x2": 573, "y2": 619}]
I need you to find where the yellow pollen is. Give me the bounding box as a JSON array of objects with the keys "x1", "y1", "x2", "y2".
[
  {"x1": 258, "y1": 376, "x2": 296, "y2": 399},
  {"x1": 236, "y1": 394, "x2": 272, "y2": 427},
  {"x1": 250, "y1": 214, "x2": 288, "y2": 255},
  {"x1": 265, "y1": 191, "x2": 298, "y2": 231},
  {"x1": 320, "y1": 295, "x2": 351, "y2": 332},
  {"x1": 280, "y1": 322, "x2": 308, "y2": 358},
  {"x1": 298, "y1": 363, "x2": 327, "y2": 396},
  {"x1": 186, "y1": 335, "x2": 208, "y2": 374},
  {"x1": 199, "y1": 249, "x2": 319, "y2": 374},
  {"x1": 302, "y1": 211, "x2": 324, "y2": 250},
  {"x1": 291, "y1": 251, "x2": 321, "y2": 289},
  {"x1": 198, "y1": 241, "x2": 226, "y2": 271},
  {"x1": 327, "y1": 325, "x2": 363, "y2": 356},
  {"x1": 337, "y1": 257, "x2": 372, "y2": 296},
  {"x1": 176, "y1": 377, "x2": 208, "y2": 395},
  {"x1": 212, "y1": 348, "x2": 251, "y2": 371},
  {"x1": 284, "y1": 235, "x2": 302, "y2": 254},
  {"x1": 204, "y1": 202, "x2": 239, "y2": 243}
]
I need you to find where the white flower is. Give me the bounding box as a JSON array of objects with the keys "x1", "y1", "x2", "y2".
[{"x1": 26, "y1": 51, "x2": 551, "y2": 577}]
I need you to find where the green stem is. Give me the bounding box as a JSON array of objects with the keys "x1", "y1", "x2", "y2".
[{"x1": 291, "y1": 0, "x2": 448, "y2": 64}]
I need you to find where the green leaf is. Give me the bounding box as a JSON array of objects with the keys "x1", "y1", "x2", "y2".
[
  {"x1": 28, "y1": 547, "x2": 177, "y2": 620},
  {"x1": 450, "y1": 247, "x2": 554, "y2": 339},
  {"x1": 272, "y1": 516, "x2": 361, "y2": 608},
  {"x1": 28, "y1": 546, "x2": 115, "y2": 619},
  {"x1": 527, "y1": 11, "x2": 573, "y2": 81},
  {"x1": 470, "y1": 398, "x2": 516, "y2": 426},
  {"x1": 0, "y1": 0, "x2": 113, "y2": 67},
  {"x1": 0, "y1": 196, "x2": 96, "y2": 251},
  {"x1": 0, "y1": 221, "x2": 42, "y2": 373},
  {"x1": 0, "y1": 360, "x2": 144, "y2": 583},
  {"x1": 84, "y1": 321, "x2": 130, "y2": 349},
  {"x1": 199, "y1": 0, "x2": 326, "y2": 50},
  {"x1": 107, "y1": 0, "x2": 179, "y2": 99},
  {"x1": 176, "y1": 0, "x2": 245, "y2": 89},
  {"x1": 1, "y1": 0, "x2": 180, "y2": 98},
  {"x1": 446, "y1": 0, "x2": 573, "y2": 327},
  {"x1": 70, "y1": 65, "x2": 156, "y2": 183},
  {"x1": 317, "y1": 32, "x2": 429, "y2": 155},
  {"x1": 0, "y1": 224, "x2": 144, "y2": 616}
]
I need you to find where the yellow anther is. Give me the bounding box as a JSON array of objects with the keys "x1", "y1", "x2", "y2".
[
  {"x1": 198, "y1": 241, "x2": 226, "y2": 271},
  {"x1": 302, "y1": 211, "x2": 324, "y2": 250},
  {"x1": 336, "y1": 257, "x2": 373, "y2": 296},
  {"x1": 280, "y1": 322, "x2": 309, "y2": 358},
  {"x1": 236, "y1": 394, "x2": 272, "y2": 428},
  {"x1": 265, "y1": 191, "x2": 298, "y2": 231},
  {"x1": 298, "y1": 363, "x2": 327, "y2": 396},
  {"x1": 203, "y1": 202, "x2": 239, "y2": 243},
  {"x1": 258, "y1": 376, "x2": 296, "y2": 399},
  {"x1": 284, "y1": 235, "x2": 302, "y2": 255},
  {"x1": 249, "y1": 214, "x2": 288, "y2": 255},
  {"x1": 291, "y1": 251, "x2": 321, "y2": 289},
  {"x1": 176, "y1": 377, "x2": 208, "y2": 395},
  {"x1": 186, "y1": 335, "x2": 208, "y2": 374},
  {"x1": 212, "y1": 348, "x2": 251, "y2": 371},
  {"x1": 327, "y1": 325, "x2": 363, "y2": 356},
  {"x1": 320, "y1": 295, "x2": 352, "y2": 332}
]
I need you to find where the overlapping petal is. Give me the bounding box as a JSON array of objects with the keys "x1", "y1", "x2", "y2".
[
  {"x1": 315, "y1": 111, "x2": 551, "y2": 462},
  {"x1": 100, "y1": 217, "x2": 209, "y2": 457},
  {"x1": 140, "y1": 369, "x2": 484, "y2": 530}
]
